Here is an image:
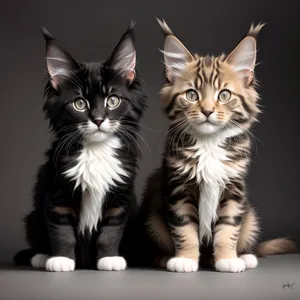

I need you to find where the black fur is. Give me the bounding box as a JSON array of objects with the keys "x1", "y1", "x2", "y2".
[{"x1": 14, "y1": 24, "x2": 147, "y2": 269}]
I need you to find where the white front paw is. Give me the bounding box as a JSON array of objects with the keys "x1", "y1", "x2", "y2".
[
  {"x1": 215, "y1": 257, "x2": 245, "y2": 273},
  {"x1": 240, "y1": 254, "x2": 258, "y2": 269},
  {"x1": 166, "y1": 257, "x2": 198, "y2": 273},
  {"x1": 46, "y1": 256, "x2": 75, "y2": 272},
  {"x1": 97, "y1": 256, "x2": 127, "y2": 271}
]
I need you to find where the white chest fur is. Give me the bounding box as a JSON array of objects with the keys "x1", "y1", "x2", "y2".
[
  {"x1": 64, "y1": 137, "x2": 127, "y2": 233},
  {"x1": 193, "y1": 129, "x2": 242, "y2": 244}
]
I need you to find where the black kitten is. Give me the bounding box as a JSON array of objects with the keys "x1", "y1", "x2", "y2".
[{"x1": 14, "y1": 24, "x2": 147, "y2": 271}]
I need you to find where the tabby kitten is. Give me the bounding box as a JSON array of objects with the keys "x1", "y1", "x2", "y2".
[
  {"x1": 140, "y1": 20, "x2": 296, "y2": 273},
  {"x1": 14, "y1": 24, "x2": 147, "y2": 271}
]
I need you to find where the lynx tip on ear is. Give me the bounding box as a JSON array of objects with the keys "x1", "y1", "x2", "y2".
[
  {"x1": 155, "y1": 17, "x2": 174, "y2": 36},
  {"x1": 41, "y1": 27, "x2": 54, "y2": 41},
  {"x1": 128, "y1": 19, "x2": 136, "y2": 31},
  {"x1": 247, "y1": 22, "x2": 266, "y2": 39}
]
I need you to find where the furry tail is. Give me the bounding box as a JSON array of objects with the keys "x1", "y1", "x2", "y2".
[
  {"x1": 255, "y1": 238, "x2": 298, "y2": 257},
  {"x1": 14, "y1": 249, "x2": 35, "y2": 266}
]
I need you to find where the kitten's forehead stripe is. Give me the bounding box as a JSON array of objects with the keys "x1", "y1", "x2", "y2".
[
  {"x1": 194, "y1": 57, "x2": 219, "y2": 90},
  {"x1": 196, "y1": 78, "x2": 202, "y2": 91},
  {"x1": 204, "y1": 55, "x2": 212, "y2": 68},
  {"x1": 208, "y1": 66, "x2": 215, "y2": 85},
  {"x1": 196, "y1": 59, "x2": 205, "y2": 88},
  {"x1": 213, "y1": 68, "x2": 220, "y2": 89},
  {"x1": 200, "y1": 59, "x2": 208, "y2": 85},
  {"x1": 193, "y1": 59, "x2": 201, "y2": 89}
]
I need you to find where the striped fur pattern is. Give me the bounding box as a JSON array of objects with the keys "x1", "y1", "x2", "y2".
[{"x1": 140, "y1": 20, "x2": 297, "y2": 273}]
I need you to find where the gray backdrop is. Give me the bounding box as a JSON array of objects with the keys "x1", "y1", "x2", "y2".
[{"x1": 0, "y1": 0, "x2": 299, "y2": 263}]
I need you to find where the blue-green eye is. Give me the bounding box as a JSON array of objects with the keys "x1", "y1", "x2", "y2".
[
  {"x1": 107, "y1": 95, "x2": 121, "y2": 109},
  {"x1": 73, "y1": 99, "x2": 87, "y2": 111}
]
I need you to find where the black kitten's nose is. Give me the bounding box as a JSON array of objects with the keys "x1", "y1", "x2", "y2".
[
  {"x1": 93, "y1": 119, "x2": 103, "y2": 127},
  {"x1": 202, "y1": 110, "x2": 213, "y2": 117}
]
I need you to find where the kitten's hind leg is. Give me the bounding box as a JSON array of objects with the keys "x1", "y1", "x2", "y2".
[
  {"x1": 145, "y1": 212, "x2": 174, "y2": 256},
  {"x1": 153, "y1": 255, "x2": 172, "y2": 269},
  {"x1": 14, "y1": 210, "x2": 51, "y2": 268},
  {"x1": 239, "y1": 254, "x2": 258, "y2": 269},
  {"x1": 146, "y1": 206, "x2": 198, "y2": 272},
  {"x1": 31, "y1": 254, "x2": 50, "y2": 269}
]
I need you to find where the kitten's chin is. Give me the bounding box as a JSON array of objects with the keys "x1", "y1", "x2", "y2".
[
  {"x1": 193, "y1": 122, "x2": 222, "y2": 135},
  {"x1": 84, "y1": 131, "x2": 110, "y2": 143}
]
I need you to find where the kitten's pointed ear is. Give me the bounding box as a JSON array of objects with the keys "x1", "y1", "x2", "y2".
[
  {"x1": 107, "y1": 22, "x2": 136, "y2": 83},
  {"x1": 41, "y1": 27, "x2": 80, "y2": 90},
  {"x1": 157, "y1": 18, "x2": 194, "y2": 82},
  {"x1": 225, "y1": 23, "x2": 265, "y2": 85}
]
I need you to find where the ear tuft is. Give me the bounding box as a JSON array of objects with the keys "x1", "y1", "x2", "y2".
[
  {"x1": 247, "y1": 22, "x2": 266, "y2": 39},
  {"x1": 128, "y1": 19, "x2": 136, "y2": 31},
  {"x1": 156, "y1": 17, "x2": 174, "y2": 36}
]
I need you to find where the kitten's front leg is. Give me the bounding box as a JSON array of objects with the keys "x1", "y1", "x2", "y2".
[
  {"x1": 96, "y1": 205, "x2": 128, "y2": 271},
  {"x1": 213, "y1": 182, "x2": 245, "y2": 273},
  {"x1": 46, "y1": 206, "x2": 77, "y2": 272},
  {"x1": 166, "y1": 192, "x2": 199, "y2": 273}
]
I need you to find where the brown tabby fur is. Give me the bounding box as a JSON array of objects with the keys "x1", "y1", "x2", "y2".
[{"x1": 138, "y1": 20, "x2": 297, "y2": 273}]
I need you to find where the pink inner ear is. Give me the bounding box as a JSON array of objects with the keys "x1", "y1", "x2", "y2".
[
  {"x1": 165, "y1": 68, "x2": 174, "y2": 83},
  {"x1": 129, "y1": 55, "x2": 136, "y2": 71},
  {"x1": 246, "y1": 70, "x2": 254, "y2": 85},
  {"x1": 239, "y1": 69, "x2": 254, "y2": 85},
  {"x1": 126, "y1": 70, "x2": 135, "y2": 82},
  {"x1": 51, "y1": 78, "x2": 58, "y2": 90}
]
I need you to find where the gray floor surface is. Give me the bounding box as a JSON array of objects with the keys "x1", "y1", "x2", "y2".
[{"x1": 0, "y1": 254, "x2": 299, "y2": 300}]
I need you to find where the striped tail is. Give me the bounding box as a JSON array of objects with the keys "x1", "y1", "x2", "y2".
[{"x1": 255, "y1": 238, "x2": 298, "y2": 257}]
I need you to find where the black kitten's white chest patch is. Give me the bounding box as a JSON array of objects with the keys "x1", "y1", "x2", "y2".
[{"x1": 64, "y1": 137, "x2": 127, "y2": 233}]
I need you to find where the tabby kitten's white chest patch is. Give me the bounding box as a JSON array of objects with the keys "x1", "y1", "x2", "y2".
[
  {"x1": 193, "y1": 133, "x2": 240, "y2": 243},
  {"x1": 64, "y1": 137, "x2": 127, "y2": 233}
]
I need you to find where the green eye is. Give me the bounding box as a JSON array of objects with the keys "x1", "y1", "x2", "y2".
[
  {"x1": 218, "y1": 89, "x2": 231, "y2": 102},
  {"x1": 185, "y1": 89, "x2": 199, "y2": 102},
  {"x1": 107, "y1": 95, "x2": 121, "y2": 109},
  {"x1": 73, "y1": 99, "x2": 87, "y2": 111}
]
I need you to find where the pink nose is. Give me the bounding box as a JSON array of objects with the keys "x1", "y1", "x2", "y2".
[
  {"x1": 202, "y1": 110, "x2": 213, "y2": 117},
  {"x1": 93, "y1": 119, "x2": 103, "y2": 127}
]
